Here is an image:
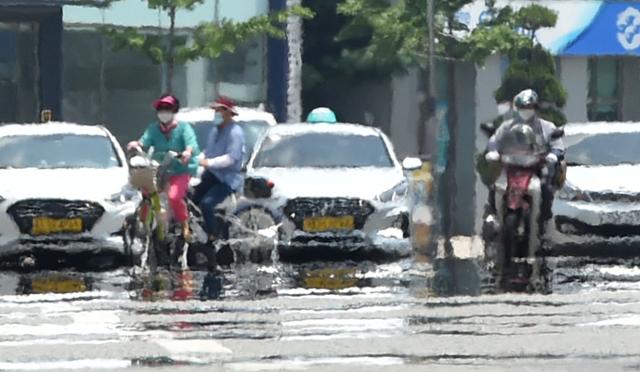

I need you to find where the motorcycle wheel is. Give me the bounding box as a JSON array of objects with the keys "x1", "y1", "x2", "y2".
[{"x1": 502, "y1": 212, "x2": 519, "y2": 271}]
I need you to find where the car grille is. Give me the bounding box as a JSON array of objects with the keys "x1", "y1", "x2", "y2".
[
  {"x1": 555, "y1": 216, "x2": 640, "y2": 237},
  {"x1": 283, "y1": 198, "x2": 375, "y2": 230},
  {"x1": 7, "y1": 199, "x2": 105, "y2": 235}
]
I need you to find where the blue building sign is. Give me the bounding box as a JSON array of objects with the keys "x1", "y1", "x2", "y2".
[{"x1": 563, "y1": 1, "x2": 640, "y2": 56}]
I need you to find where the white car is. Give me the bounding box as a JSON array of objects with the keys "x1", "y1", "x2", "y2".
[
  {"x1": 551, "y1": 122, "x2": 640, "y2": 254},
  {"x1": 242, "y1": 123, "x2": 423, "y2": 259},
  {"x1": 0, "y1": 123, "x2": 140, "y2": 268}
]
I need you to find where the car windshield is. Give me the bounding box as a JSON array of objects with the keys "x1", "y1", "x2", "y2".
[
  {"x1": 565, "y1": 132, "x2": 640, "y2": 166},
  {"x1": 191, "y1": 120, "x2": 270, "y2": 164},
  {"x1": 0, "y1": 134, "x2": 121, "y2": 169},
  {"x1": 252, "y1": 132, "x2": 394, "y2": 168}
]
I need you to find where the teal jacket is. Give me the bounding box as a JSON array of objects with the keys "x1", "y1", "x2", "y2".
[{"x1": 139, "y1": 121, "x2": 200, "y2": 176}]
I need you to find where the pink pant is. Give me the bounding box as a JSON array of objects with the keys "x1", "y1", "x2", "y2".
[{"x1": 167, "y1": 174, "x2": 191, "y2": 223}]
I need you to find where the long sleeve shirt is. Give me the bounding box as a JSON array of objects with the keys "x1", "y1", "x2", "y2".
[
  {"x1": 139, "y1": 121, "x2": 200, "y2": 176},
  {"x1": 203, "y1": 122, "x2": 245, "y2": 191}
]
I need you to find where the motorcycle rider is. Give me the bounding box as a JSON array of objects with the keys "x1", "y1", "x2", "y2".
[
  {"x1": 485, "y1": 89, "x2": 565, "y2": 224},
  {"x1": 127, "y1": 94, "x2": 200, "y2": 242},
  {"x1": 192, "y1": 97, "x2": 246, "y2": 244}
]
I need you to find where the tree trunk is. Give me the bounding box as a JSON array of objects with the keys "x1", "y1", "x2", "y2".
[
  {"x1": 166, "y1": 5, "x2": 176, "y2": 93},
  {"x1": 286, "y1": 0, "x2": 303, "y2": 123}
]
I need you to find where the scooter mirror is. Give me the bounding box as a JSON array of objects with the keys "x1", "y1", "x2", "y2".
[
  {"x1": 551, "y1": 127, "x2": 565, "y2": 139},
  {"x1": 480, "y1": 122, "x2": 496, "y2": 137}
]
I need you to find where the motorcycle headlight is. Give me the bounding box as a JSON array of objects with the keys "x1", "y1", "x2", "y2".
[
  {"x1": 108, "y1": 186, "x2": 141, "y2": 204},
  {"x1": 558, "y1": 183, "x2": 591, "y2": 202},
  {"x1": 377, "y1": 181, "x2": 409, "y2": 203}
]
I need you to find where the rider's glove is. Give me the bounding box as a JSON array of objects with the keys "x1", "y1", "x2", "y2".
[
  {"x1": 545, "y1": 153, "x2": 558, "y2": 164},
  {"x1": 485, "y1": 151, "x2": 500, "y2": 162}
]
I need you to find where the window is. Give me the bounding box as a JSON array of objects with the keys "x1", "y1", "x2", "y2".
[{"x1": 587, "y1": 58, "x2": 621, "y2": 121}]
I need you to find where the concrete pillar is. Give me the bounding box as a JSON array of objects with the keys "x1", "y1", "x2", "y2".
[
  {"x1": 560, "y1": 57, "x2": 588, "y2": 123},
  {"x1": 390, "y1": 69, "x2": 421, "y2": 158},
  {"x1": 473, "y1": 54, "x2": 502, "y2": 234}
]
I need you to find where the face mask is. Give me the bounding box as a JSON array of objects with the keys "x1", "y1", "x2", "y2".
[
  {"x1": 157, "y1": 111, "x2": 174, "y2": 124},
  {"x1": 497, "y1": 102, "x2": 511, "y2": 116},
  {"x1": 213, "y1": 112, "x2": 224, "y2": 126},
  {"x1": 517, "y1": 108, "x2": 535, "y2": 121}
]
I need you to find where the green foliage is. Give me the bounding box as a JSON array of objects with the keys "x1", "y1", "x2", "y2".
[{"x1": 104, "y1": 2, "x2": 314, "y2": 66}]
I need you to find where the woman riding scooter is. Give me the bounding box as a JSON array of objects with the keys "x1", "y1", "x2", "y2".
[{"x1": 127, "y1": 94, "x2": 200, "y2": 242}]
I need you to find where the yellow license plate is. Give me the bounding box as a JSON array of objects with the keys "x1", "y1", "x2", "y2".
[
  {"x1": 303, "y1": 216, "x2": 354, "y2": 232},
  {"x1": 30, "y1": 276, "x2": 87, "y2": 294},
  {"x1": 31, "y1": 217, "x2": 83, "y2": 235}
]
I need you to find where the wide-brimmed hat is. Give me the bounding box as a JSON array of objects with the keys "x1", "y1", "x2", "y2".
[{"x1": 209, "y1": 97, "x2": 238, "y2": 115}]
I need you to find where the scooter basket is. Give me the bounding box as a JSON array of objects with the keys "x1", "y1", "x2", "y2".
[{"x1": 129, "y1": 166, "x2": 159, "y2": 193}]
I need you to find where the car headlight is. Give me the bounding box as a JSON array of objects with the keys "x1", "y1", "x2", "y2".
[
  {"x1": 377, "y1": 181, "x2": 409, "y2": 203},
  {"x1": 108, "y1": 186, "x2": 141, "y2": 204},
  {"x1": 558, "y1": 183, "x2": 591, "y2": 202}
]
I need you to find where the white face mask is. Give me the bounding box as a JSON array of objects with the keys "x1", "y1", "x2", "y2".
[
  {"x1": 497, "y1": 102, "x2": 511, "y2": 116},
  {"x1": 213, "y1": 112, "x2": 224, "y2": 126},
  {"x1": 157, "y1": 111, "x2": 174, "y2": 124},
  {"x1": 517, "y1": 108, "x2": 535, "y2": 121}
]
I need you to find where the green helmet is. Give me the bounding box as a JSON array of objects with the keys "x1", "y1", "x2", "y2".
[{"x1": 306, "y1": 107, "x2": 337, "y2": 124}]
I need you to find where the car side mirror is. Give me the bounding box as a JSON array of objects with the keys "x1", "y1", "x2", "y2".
[
  {"x1": 402, "y1": 157, "x2": 422, "y2": 171},
  {"x1": 551, "y1": 127, "x2": 565, "y2": 140},
  {"x1": 480, "y1": 122, "x2": 496, "y2": 137}
]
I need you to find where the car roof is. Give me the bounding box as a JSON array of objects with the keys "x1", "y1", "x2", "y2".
[
  {"x1": 264, "y1": 123, "x2": 383, "y2": 137},
  {"x1": 563, "y1": 121, "x2": 640, "y2": 136},
  {"x1": 0, "y1": 122, "x2": 110, "y2": 137},
  {"x1": 177, "y1": 107, "x2": 277, "y2": 126}
]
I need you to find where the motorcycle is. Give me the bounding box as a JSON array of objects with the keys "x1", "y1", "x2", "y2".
[{"x1": 480, "y1": 122, "x2": 564, "y2": 291}]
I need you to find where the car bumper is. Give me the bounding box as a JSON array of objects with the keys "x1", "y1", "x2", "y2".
[
  {"x1": 277, "y1": 206, "x2": 413, "y2": 258},
  {"x1": 0, "y1": 201, "x2": 137, "y2": 257},
  {"x1": 550, "y1": 200, "x2": 640, "y2": 254},
  {"x1": 0, "y1": 235, "x2": 130, "y2": 257}
]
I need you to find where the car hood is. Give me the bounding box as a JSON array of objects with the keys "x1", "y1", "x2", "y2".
[
  {"x1": 0, "y1": 168, "x2": 130, "y2": 201},
  {"x1": 248, "y1": 167, "x2": 405, "y2": 199},
  {"x1": 567, "y1": 165, "x2": 640, "y2": 194}
]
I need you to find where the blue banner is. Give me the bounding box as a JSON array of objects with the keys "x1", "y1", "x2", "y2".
[{"x1": 563, "y1": 1, "x2": 640, "y2": 56}]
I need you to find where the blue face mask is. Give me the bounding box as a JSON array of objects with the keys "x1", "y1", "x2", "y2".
[{"x1": 213, "y1": 112, "x2": 224, "y2": 126}]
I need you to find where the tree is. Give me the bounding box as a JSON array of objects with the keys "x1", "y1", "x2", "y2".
[
  {"x1": 464, "y1": 2, "x2": 566, "y2": 125},
  {"x1": 103, "y1": 0, "x2": 314, "y2": 93},
  {"x1": 333, "y1": 0, "x2": 562, "y2": 251}
]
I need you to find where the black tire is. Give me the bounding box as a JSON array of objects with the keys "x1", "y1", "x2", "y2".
[
  {"x1": 146, "y1": 233, "x2": 158, "y2": 274},
  {"x1": 503, "y1": 212, "x2": 519, "y2": 270}
]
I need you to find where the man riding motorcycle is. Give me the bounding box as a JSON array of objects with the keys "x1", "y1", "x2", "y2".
[
  {"x1": 127, "y1": 94, "x2": 200, "y2": 242},
  {"x1": 485, "y1": 89, "x2": 565, "y2": 225}
]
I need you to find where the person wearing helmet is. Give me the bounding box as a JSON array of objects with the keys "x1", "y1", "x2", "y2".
[
  {"x1": 306, "y1": 107, "x2": 337, "y2": 124},
  {"x1": 484, "y1": 89, "x2": 565, "y2": 222},
  {"x1": 127, "y1": 94, "x2": 200, "y2": 241}
]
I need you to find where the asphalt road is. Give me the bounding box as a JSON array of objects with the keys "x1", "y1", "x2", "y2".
[{"x1": 1, "y1": 256, "x2": 640, "y2": 371}]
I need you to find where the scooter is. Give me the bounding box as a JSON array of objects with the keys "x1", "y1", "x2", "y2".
[{"x1": 480, "y1": 122, "x2": 564, "y2": 291}]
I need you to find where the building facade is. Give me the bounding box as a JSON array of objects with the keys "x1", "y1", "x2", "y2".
[{"x1": 0, "y1": 0, "x2": 288, "y2": 141}]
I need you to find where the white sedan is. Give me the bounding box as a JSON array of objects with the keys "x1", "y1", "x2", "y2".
[
  {"x1": 550, "y1": 122, "x2": 640, "y2": 254},
  {"x1": 242, "y1": 123, "x2": 423, "y2": 259},
  {"x1": 0, "y1": 123, "x2": 140, "y2": 268}
]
